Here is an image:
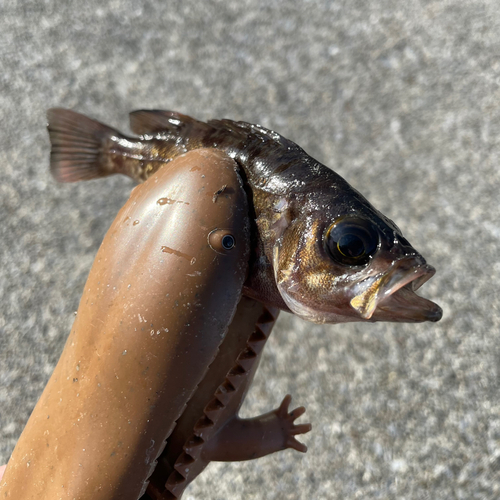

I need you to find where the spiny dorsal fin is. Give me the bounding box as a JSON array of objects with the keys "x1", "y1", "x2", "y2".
[{"x1": 129, "y1": 110, "x2": 198, "y2": 135}]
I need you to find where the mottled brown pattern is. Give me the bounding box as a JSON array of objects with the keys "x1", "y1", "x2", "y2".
[{"x1": 47, "y1": 108, "x2": 441, "y2": 324}]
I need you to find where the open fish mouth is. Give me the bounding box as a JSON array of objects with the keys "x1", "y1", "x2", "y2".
[{"x1": 350, "y1": 260, "x2": 442, "y2": 323}]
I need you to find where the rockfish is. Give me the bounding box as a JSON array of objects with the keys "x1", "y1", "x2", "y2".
[{"x1": 47, "y1": 109, "x2": 442, "y2": 324}]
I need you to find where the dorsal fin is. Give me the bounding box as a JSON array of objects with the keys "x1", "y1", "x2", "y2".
[{"x1": 129, "y1": 110, "x2": 198, "y2": 135}]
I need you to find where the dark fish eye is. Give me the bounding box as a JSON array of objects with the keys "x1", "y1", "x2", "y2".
[
  {"x1": 324, "y1": 217, "x2": 380, "y2": 266},
  {"x1": 221, "y1": 234, "x2": 235, "y2": 250}
]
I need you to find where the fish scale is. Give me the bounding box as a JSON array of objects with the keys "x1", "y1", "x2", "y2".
[{"x1": 47, "y1": 108, "x2": 441, "y2": 325}]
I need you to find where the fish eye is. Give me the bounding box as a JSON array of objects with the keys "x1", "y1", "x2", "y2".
[
  {"x1": 221, "y1": 234, "x2": 235, "y2": 250},
  {"x1": 324, "y1": 217, "x2": 380, "y2": 266}
]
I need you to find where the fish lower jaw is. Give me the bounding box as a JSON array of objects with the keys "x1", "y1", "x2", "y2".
[
  {"x1": 351, "y1": 263, "x2": 442, "y2": 323},
  {"x1": 374, "y1": 283, "x2": 442, "y2": 322}
]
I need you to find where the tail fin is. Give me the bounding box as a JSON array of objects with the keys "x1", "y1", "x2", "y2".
[{"x1": 47, "y1": 109, "x2": 120, "y2": 183}]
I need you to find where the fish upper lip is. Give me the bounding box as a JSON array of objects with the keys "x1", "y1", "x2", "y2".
[
  {"x1": 379, "y1": 260, "x2": 435, "y2": 301},
  {"x1": 351, "y1": 258, "x2": 442, "y2": 322}
]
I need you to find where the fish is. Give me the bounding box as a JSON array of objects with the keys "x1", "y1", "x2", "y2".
[{"x1": 47, "y1": 108, "x2": 442, "y2": 325}]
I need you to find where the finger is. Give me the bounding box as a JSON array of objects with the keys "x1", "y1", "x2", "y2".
[
  {"x1": 287, "y1": 437, "x2": 308, "y2": 453},
  {"x1": 290, "y1": 406, "x2": 306, "y2": 419},
  {"x1": 278, "y1": 394, "x2": 292, "y2": 413},
  {"x1": 0, "y1": 464, "x2": 6, "y2": 481},
  {"x1": 292, "y1": 423, "x2": 312, "y2": 435}
]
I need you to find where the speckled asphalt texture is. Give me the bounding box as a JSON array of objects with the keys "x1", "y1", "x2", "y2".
[{"x1": 1, "y1": 1, "x2": 499, "y2": 499}]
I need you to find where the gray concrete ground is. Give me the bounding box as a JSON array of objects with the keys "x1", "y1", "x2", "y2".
[{"x1": 1, "y1": 1, "x2": 499, "y2": 498}]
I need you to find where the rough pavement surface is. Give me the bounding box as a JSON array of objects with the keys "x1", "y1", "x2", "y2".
[{"x1": 1, "y1": 1, "x2": 499, "y2": 499}]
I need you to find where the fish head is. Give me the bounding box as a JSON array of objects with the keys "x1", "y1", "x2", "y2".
[{"x1": 270, "y1": 194, "x2": 442, "y2": 324}]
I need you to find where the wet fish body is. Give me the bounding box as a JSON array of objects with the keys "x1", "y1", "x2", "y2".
[{"x1": 48, "y1": 109, "x2": 442, "y2": 324}]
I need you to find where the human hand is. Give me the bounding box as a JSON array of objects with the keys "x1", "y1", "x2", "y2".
[{"x1": 0, "y1": 464, "x2": 6, "y2": 481}]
